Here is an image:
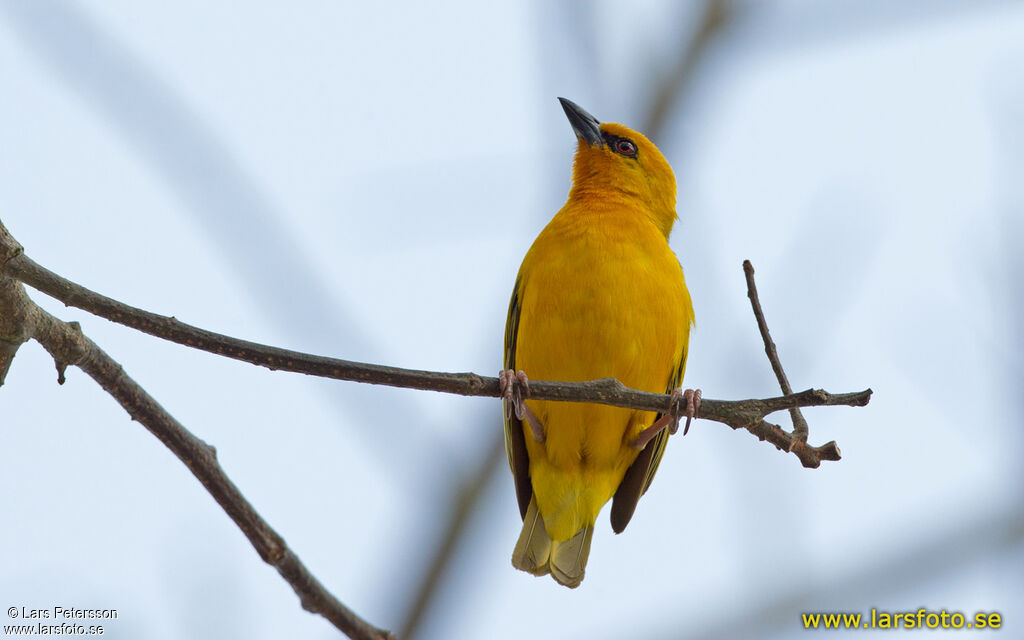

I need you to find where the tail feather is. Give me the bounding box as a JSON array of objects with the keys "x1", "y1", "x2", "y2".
[
  {"x1": 512, "y1": 497, "x2": 594, "y2": 588},
  {"x1": 512, "y1": 497, "x2": 551, "y2": 576},
  {"x1": 549, "y1": 523, "x2": 593, "y2": 589}
]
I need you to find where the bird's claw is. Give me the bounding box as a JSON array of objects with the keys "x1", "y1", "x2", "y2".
[
  {"x1": 500, "y1": 369, "x2": 546, "y2": 443},
  {"x1": 669, "y1": 388, "x2": 702, "y2": 436},
  {"x1": 629, "y1": 386, "x2": 702, "y2": 450},
  {"x1": 499, "y1": 369, "x2": 529, "y2": 420}
]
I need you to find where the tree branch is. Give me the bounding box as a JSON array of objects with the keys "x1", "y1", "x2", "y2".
[
  {"x1": 0, "y1": 261, "x2": 393, "y2": 640},
  {"x1": 0, "y1": 220, "x2": 868, "y2": 468}
]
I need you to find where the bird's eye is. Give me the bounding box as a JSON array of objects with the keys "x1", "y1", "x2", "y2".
[{"x1": 614, "y1": 139, "x2": 637, "y2": 157}]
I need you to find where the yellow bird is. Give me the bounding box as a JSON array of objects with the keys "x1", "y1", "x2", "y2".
[{"x1": 501, "y1": 98, "x2": 698, "y2": 588}]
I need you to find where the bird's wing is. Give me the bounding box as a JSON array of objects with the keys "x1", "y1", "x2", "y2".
[
  {"x1": 609, "y1": 351, "x2": 686, "y2": 534},
  {"x1": 503, "y1": 275, "x2": 533, "y2": 520}
]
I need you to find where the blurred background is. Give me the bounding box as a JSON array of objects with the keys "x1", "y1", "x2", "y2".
[{"x1": 1, "y1": 1, "x2": 1021, "y2": 638}]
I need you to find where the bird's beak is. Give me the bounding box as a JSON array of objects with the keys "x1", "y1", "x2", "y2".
[{"x1": 559, "y1": 98, "x2": 604, "y2": 148}]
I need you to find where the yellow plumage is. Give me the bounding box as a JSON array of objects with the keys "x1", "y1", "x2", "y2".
[{"x1": 504, "y1": 99, "x2": 694, "y2": 588}]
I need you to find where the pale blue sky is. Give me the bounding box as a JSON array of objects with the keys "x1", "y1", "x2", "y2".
[{"x1": 1, "y1": 2, "x2": 1021, "y2": 638}]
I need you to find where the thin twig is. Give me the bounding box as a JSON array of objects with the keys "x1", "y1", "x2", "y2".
[
  {"x1": 0, "y1": 270, "x2": 393, "y2": 640},
  {"x1": 743, "y1": 259, "x2": 810, "y2": 443}
]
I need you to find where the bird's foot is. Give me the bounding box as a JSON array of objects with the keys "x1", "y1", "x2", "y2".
[
  {"x1": 629, "y1": 387, "x2": 702, "y2": 450},
  {"x1": 672, "y1": 388, "x2": 702, "y2": 436},
  {"x1": 499, "y1": 369, "x2": 546, "y2": 443}
]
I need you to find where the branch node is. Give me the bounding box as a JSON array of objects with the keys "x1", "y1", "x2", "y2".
[
  {"x1": 265, "y1": 540, "x2": 287, "y2": 566},
  {"x1": 592, "y1": 377, "x2": 624, "y2": 390},
  {"x1": 0, "y1": 264, "x2": 34, "y2": 385},
  {"x1": 299, "y1": 595, "x2": 319, "y2": 614},
  {"x1": 0, "y1": 222, "x2": 24, "y2": 268},
  {"x1": 465, "y1": 372, "x2": 487, "y2": 395}
]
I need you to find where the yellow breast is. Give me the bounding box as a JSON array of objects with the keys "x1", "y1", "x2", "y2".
[{"x1": 514, "y1": 202, "x2": 692, "y2": 540}]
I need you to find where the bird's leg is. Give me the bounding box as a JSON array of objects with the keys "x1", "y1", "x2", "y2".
[
  {"x1": 629, "y1": 388, "x2": 702, "y2": 450},
  {"x1": 499, "y1": 369, "x2": 546, "y2": 443}
]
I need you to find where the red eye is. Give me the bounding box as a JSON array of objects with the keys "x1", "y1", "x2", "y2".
[{"x1": 615, "y1": 139, "x2": 637, "y2": 157}]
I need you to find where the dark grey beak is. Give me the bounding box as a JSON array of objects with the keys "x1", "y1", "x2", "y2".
[{"x1": 558, "y1": 97, "x2": 603, "y2": 147}]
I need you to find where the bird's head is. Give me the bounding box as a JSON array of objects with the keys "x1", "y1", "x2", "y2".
[{"x1": 559, "y1": 97, "x2": 678, "y2": 238}]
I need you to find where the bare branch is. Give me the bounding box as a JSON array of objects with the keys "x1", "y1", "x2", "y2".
[
  {"x1": 0, "y1": 221, "x2": 868, "y2": 468},
  {"x1": 0, "y1": 266, "x2": 393, "y2": 640},
  {"x1": 743, "y1": 259, "x2": 810, "y2": 442}
]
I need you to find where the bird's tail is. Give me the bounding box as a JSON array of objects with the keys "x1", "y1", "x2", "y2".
[{"x1": 512, "y1": 497, "x2": 594, "y2": 588}]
